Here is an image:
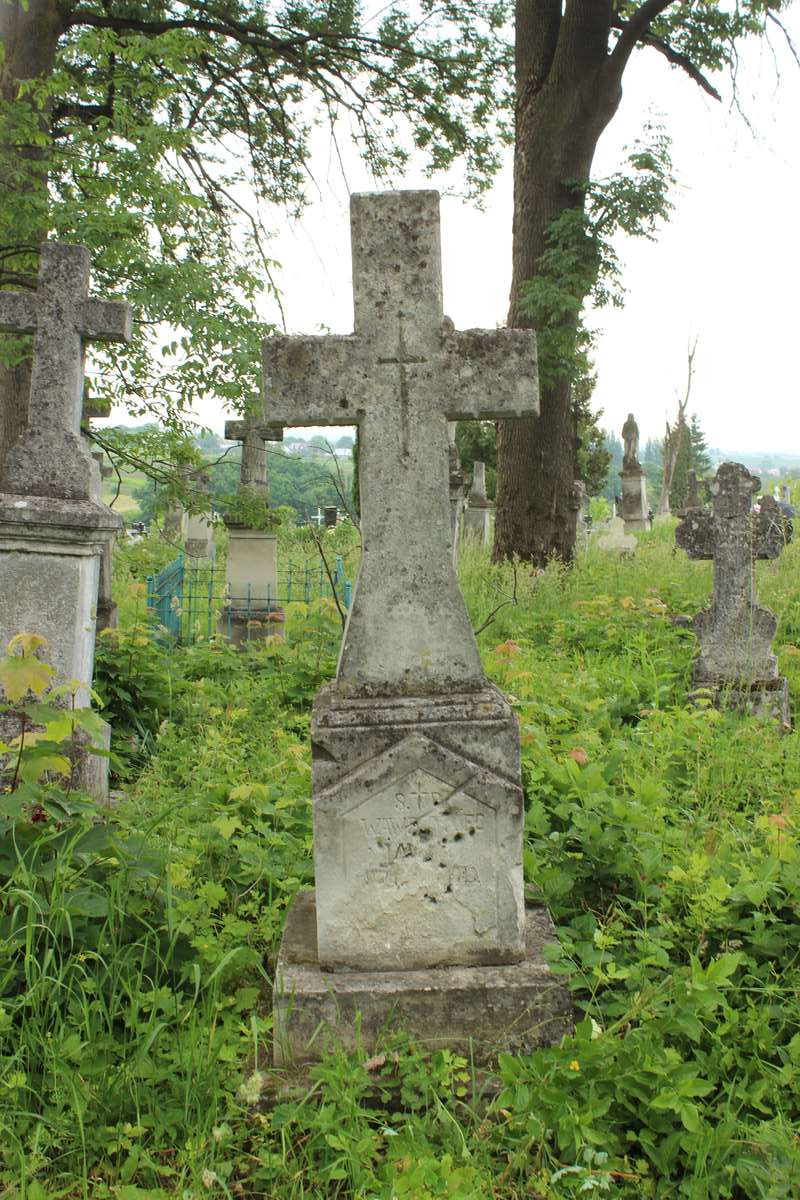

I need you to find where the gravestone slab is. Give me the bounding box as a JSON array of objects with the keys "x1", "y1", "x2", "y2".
[
  {"x1": 676, "y1": 462, "x2": 792, "y2": 721},
  {"x1": 447, "y1": 421, "x2": 465, "y2": 564},
  {"x1": 597, "y1": 515, "x2": 636, "y2": 555},
  {"x1": 267, "y1": 190, "x2": 568, "y2": 1062}
]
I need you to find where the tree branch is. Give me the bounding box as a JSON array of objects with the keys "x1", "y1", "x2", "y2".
[
  {"x1": 611, "y1": 19, "x2": 721, "y2": 99},
  {"x1": 608, "y1": 0, "x2": 678, "y2": 73}
]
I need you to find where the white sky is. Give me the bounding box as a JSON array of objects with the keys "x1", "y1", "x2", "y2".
[{"x1": 115, "y1": 12, "x2": 800, "y2": 455}]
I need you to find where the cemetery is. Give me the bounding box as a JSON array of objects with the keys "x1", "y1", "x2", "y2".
[{"x1": 2, "y1": 3, "x2": 800, "y2": 1199}]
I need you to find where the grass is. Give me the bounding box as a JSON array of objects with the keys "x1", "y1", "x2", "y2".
[{"x1": 1, "y1": 525, "x2": 799, "y2": 1198}]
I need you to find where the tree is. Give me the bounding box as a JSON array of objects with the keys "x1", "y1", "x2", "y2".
[
  {"x1": 493, "y1": 0, "x2": 796, "y2": 566},
  {"x1": 688, "y1": 413, "x2": 712, "y2": 477},
  {"x1": 0, "y1": 0, "x2": 513, "y2": 478}
]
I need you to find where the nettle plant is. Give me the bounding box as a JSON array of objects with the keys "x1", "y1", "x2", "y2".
[{"x1": 0, "y1": 633, "x2": 107, "y2": 811}]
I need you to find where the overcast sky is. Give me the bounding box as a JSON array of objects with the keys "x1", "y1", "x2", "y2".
[{"x1": 119, "y1": 12, "x2": 800, "y2": 455}]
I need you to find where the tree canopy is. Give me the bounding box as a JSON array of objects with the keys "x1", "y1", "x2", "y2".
[{"x1": 0, "y1": 0, "x2": 513, "y2": 438}]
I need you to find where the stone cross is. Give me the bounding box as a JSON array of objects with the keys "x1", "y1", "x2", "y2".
[
  {"x1": 676, "y1": 462, "x2": 792, "y2": 685},
  {"x1": 0, "y1": 243, "x2": 132, "y2": 501},
  {"x1": 686, "y1": 469, "x2": 703, "y2": 509},
  {"x1": 224, "y1": 414, "x2": 283, "y2": 495},
  {"x1": 262, "y1": 191, "x2": 538, "y2": 690}
]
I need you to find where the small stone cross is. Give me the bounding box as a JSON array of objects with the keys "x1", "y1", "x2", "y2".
[
  {"x1": 676, "y1": 462, "x2": 792, "y2": 684},
  {"x1": 0, "y1": 243, "x2": 132, "y2": 501},
  {"x1": 262, "y1": 191, "x2": 538, "y2": 690},
  {"x1": 224, "y1": 414, "x2": 283, "y2": 494}
]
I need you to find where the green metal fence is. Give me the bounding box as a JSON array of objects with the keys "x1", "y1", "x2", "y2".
[{"x1": 146, "y1": 553, "x2": 353, "y2": 644}]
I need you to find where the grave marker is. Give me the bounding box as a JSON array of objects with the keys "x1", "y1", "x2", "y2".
[
  {"x1": 463, "y1": 460, "x2": 492, "y2": 543},
  {"x1": 268, "y1": 191, "x2": 570, "y2": 1063},
  {"x1": 676, "y1": 462, "x2": 792, "y2": 721}
]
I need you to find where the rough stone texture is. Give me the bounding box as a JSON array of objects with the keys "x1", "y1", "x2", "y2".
[
  {"x1": 273, "y1": 891, "x2": 573, "y2": 1066},
  {"x1": 312, "y1": 685, "x2": 524, "y2": 971},
  {"x1": 224, "y1": 417, "x2": 282, "y2": 495},
  {"x1": 568, "y1": 480, "x2": 588, "y2": 554},
  {"x1": 0, "y1": 243, "x2": 131, "y2": 502},
  {"x1": 619, "y1": 468, "x2": 650, "y2": 533},
  {"x1": 597, "y1": 516, "x2": 636, "y2": 555},
  {"x1": 676, "y1": 462, "x2": 792, "y2": 719},
  {"x1": 262, "y1": 190, "x2": 538, "y2": 693}
]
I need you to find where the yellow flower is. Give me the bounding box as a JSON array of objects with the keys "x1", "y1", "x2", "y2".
[{"x1": 568, "y1": 1060, "x2": 580, "y2": 1072}]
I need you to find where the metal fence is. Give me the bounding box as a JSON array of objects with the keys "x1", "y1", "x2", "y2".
[{"x1": 146, "y1": 553, "x2": 353, "y2": 644}]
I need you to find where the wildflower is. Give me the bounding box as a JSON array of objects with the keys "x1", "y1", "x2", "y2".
[
  {"x1": 201, "y1": 1168, "x2": 218, "y2": 1189},
  {"x1": 568, "y1": 1060, "x2": 580, "y2": 1072}
]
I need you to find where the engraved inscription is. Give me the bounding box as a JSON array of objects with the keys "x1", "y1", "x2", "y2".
[{"x1": 342, "y1": 767, "x2": 497, "y2": 928}]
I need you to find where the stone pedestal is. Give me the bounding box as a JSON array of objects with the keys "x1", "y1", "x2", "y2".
[
  {"x1": 274, "y1": 891, "x2": 572, "y2": 1066},
  {"x1": 0, "y1": 493, "x2": 121, "y2": 800},
  {"x1": 463, "y1": 460, "x2": 492, "y2": 544},
  {"x1": 185, "y1": 511, "x2": 215, "y2": 560},
  {"x1": 619, "y1": 468, "x2": 649, "y2": 533},
  {"x1": 218, "y1": 523, "x2": 283, "y2": 643},
  {"x1": 310, "y1": 684, "x2": 525, "y2": 973}
]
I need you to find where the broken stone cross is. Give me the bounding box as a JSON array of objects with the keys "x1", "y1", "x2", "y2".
[
  {"x1": 0, "y1": 243, "x2": 132, "y2": 501},
  {"x1": 676, "y1": 461, "x2": 792, "y2": 720},
  {"x1": 267, "y1": 191, "x2": 570, "y2": 1064},
  {"x1": 224, "y1": 414, "x2": 283, "y2": 496}
]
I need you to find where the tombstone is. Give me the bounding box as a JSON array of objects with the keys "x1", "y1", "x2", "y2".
[
  {"x1": 323, "y1": 505, "x2": 338, "y2": 529},
  {"x1": 676, "y1": 462, "x2": 792, "y2": 723},
  {"x1": 597, "y1": 515, "x2": 636, "y2": 555},
  {"x1": 619, "y1": 413, "x2": 650, "y2": 533},
  {"x1": 780, "y1": 483, "x2": 792, "y2": 506},
  {"x1": 447, "y1": 421, "x2": 465, "y2": 564},
  {"x1": 0, "y1": 243, "x2": 131, "y2": 801},
  {"x1": 221, "y1": 415, "x2": 284, "y2": 644},
  {"x1": 463, "y1": 460, "x2": 492, "y2": 544},
  {"x1": 686, "y1": 469, "x2": 704, "y2": 511},
  {"x1": 266, "y1": 190, "x2": 570, "y2": 1064},
  {"x1": 183, "y1": 469, "x2": 215, "y2": 560},
  {"x1": 568, "y1": 480, "x2": 588, "y2": 556}
]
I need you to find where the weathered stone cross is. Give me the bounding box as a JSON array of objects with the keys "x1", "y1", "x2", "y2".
[
  {"x1": 262, "y1": 191, "x2": 538, "y2": 690},
  {"x1": 224, "y1": 414, "x2": 283, "y2": 495},
  {"x1": 676, "y1": 462, "x2": 792, "y2": 684},
  {"x1": 0, "y1": 243, "x2": 132, "y2": 501}
]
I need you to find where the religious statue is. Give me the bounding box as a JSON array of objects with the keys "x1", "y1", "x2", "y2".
[{"x1": 622, "y1": 413, "x2": 640, "y2": 471}]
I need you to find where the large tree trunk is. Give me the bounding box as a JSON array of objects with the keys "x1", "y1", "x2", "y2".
[
  {"x1": 0, "y1": 0, "x2": 62, "y2": 477},
  {"x1": 493, "y1": 1, "x2": 623, "y2": 565}
]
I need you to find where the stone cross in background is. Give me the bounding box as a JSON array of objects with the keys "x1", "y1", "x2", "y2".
[
  {"x1": 0, "y1": 244, "x2": 131, "y2": 501},
  {"x1": 686, "y1": 469, "x2": 704, "y2": 510},
  {"x1": 447, "y1": 421, "x2": 465, "y2": 564},
  {"x1": 676, "y1": 462, "x2": 792, "y2": 722},
  {"x1": 0, "y1": 242, "x2": 128, "y2": 801},
  {"x1": 224, "y1": 415, "x2": 283, "y2": 496},
  {"x1": 266, "y1": 190, "x2": 569, "y2": 1065},
  {"x1": 221, "y1": 414, "x2": 284, "y2": 643},
  {"x1": 183, "y1": 468, "x2": 215, "y2": 560},
  {"x1": 463, "y1": 459, "x2": 492, "y2": 543}
]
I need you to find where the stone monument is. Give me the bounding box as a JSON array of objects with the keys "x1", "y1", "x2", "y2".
[
  {"x1": 221, "y1": 414, "x2": 284, "y2": 643},
  {"x1": 447, "y1": 421, "x2": 465, "y2": 565},
  {"x1": 183, "y1": 469, "x2": 215, "y2": 560},
  {"x1": 676, "y1": 462, "x2": 792, "y2": 723},
  {"x1": 686, "y1": 469, "x2": 704, "y2": 511},
  {"x1": 597, "y1": 515, "x2": 636, "y2": 555},
  {"x1": 568, "y1": 480, "x2": 588, "y2": 555},
  {"x1": 267, "y1": 191, "x2": 570, "y2": 1062},
  {"x1": 619, "y1": 413, "x2": 650, "y2": 533},
  {"x1": 0, "y1": 243, "x2": 130, "y2": 800},
  {"x1": 324, "y1": 505, "x2": 338, "y2": 529},
  {"x1": 463, "y1": 460, "x2": 492, "y2": 543}
]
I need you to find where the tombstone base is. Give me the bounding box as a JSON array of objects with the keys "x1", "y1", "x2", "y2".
[
  {"x1": 273, "y1": 890, "x2": 572, "y2": 1066},
  {"x1": 619, "y1": 467, "x2": 650, "y2": 534},
  {"x1": 691, "y1": 675, "x2": 791, "y2": 726},
  {"x1": 217, "y1": 606, "x2": 284, "y2": 645}
]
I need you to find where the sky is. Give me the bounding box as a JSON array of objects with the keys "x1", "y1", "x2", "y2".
[{"x1": 113, "y1": 11, "x2": 800, "y2": 455}]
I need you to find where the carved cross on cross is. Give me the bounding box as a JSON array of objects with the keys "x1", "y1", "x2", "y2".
[
  {"x1": 676, "y1": 462, "x2": 792, "y2": 684},
  {"x1": 262, "y1": 191, "x2": 539, "y2": 691},
  {"x1": 0, "y1": 243, "x2": 132, "y2": 501},
  {"x1": 224, "y1": 415, "x2": 283, "y2": 493}
]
